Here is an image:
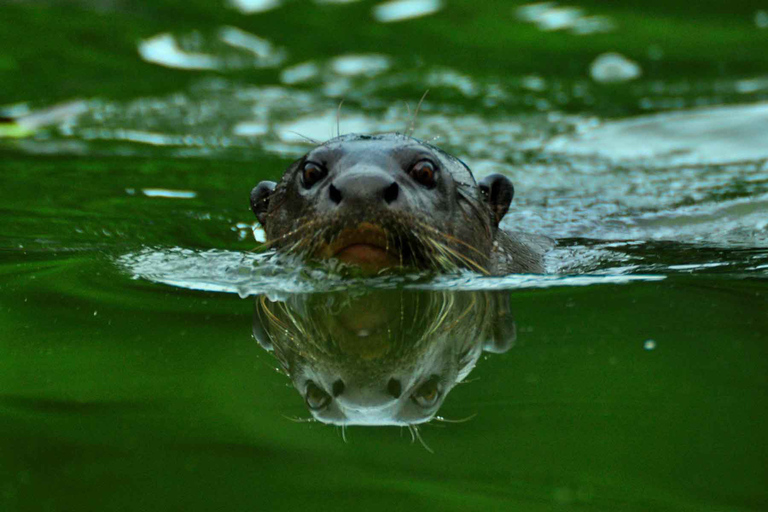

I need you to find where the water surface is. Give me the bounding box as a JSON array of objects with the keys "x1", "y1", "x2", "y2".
[{"x1": 1, "y1": 1, "x2": 767, "y2": 510}]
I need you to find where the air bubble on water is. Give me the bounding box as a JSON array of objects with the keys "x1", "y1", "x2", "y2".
[
  {"x1": 372, "y1": 0, "x2": 442, "y2": 23},
  {"x1": 280, "y1": 61, "x2": 320, "y2": 84},
  {"x1": 590, "y1": 52, "x2": 642, "y2": 83},
  {"x1": 138, "y1": 33, "x2": 221, "y2": 70},
  {"x1": 330, "y1": 54, "x2": 391, "y2": 77},
  {"x1": 643, "y1": 339, "x2": 656, "y2": 350},
  {"x1": 227, "y1": 0, "x2": 281, "y2": 14},
  {"x1": 756, "y1": 10, "x2": 768, "y2": 29},
  {"x1": 521, "y1": 75, "x2": 547, "y2": 92},
  {"x1": 219, "y1": 26, "x2": 284, "y2": 61}
]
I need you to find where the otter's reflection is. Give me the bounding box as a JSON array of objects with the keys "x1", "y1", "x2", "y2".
[{"x1": 252, "y1": 290, "x2": 515, "y2": 426}]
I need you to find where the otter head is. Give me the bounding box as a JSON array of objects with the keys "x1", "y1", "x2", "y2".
[{"x1": 250, "y1": 133, "x2": 515, "y2": 274}]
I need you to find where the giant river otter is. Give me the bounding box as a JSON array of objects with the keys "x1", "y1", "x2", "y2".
[{"x1": 250, "y1": 133, "x2": 551, "y2": 274}]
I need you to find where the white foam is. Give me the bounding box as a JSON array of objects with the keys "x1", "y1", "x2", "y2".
[
  {"x1": 330, "y1": 54, "x2": 391, "y2": 76},
  {"x1": 227, "y1": 0, "x2": 281, "y2": 14},
  {"x1": 138, "y1": 33, "x2": 220, "y2": 70},
  {"x1": 141, "y1": 189, "x2": 197, "y2": 199},
  {"x1": 117, "y1": 248, "x2": 666, "y2": 297},
  {"x1": 280, "y1": 62, "x2": 320, "y2": 84},
  {"x1": 372, "y1": 0, "x2": 442, "y2": 23},
  {"x1": 219, "y1": 26, "x2": 285, "y2": 62},
  {"x1": 546, "y1": 101, "x2": 768, "y2": 165},
  {"x1": 516, "y1": 3, "x2": 615, "y2": 34}
]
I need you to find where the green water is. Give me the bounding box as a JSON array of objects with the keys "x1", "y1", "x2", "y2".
[{"x1": 1, "y1": 1, "x2": 767, "y2": 510}]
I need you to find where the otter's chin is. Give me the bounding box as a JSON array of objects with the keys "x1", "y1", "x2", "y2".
[
  {"x1": 335, "y1": 244, "x2": 400, "y2": 271},
  {"x1": 317, "y1": 222, "x2": 403, "y2": 273}
]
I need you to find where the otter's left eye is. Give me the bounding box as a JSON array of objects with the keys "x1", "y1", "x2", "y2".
[
  {"x1": 409, "y1": 160, "x2": 437, "y2": 188},
  {"x1": 302, "y1": 162, "x2": 327, "y2": 189},
  {"x1": 411, "y1": 376, "x2": 441, "y2": 408}
]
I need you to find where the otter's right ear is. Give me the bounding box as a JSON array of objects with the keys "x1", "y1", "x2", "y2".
[
  {"x1": 478, "y1": 174, "x2": 515, "y2": 227},
  {"x1": 250, "y1": 181, "x2": 276, "y2": 226}
]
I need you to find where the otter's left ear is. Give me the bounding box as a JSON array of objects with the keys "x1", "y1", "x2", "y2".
[
  {"x1": 479, "y1": 174, "x2": 515, "y2": 227},
  {"x1": 250, "y1": 181, "x2": 276, "y2": 226}
]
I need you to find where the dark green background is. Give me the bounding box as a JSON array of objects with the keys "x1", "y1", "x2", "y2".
[{"x1": 1, "y1": 1, "x2": 767, "y2": 510}]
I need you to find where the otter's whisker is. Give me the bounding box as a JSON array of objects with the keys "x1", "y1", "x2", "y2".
[
  {"x1": 286, "y1": 131, "x2": 319, "y2": 145},
  {"x1": 259, "y1": 216, "x2": 325, "y2": 250},
  {"x1": 457, "y1": 188, "x2": 493, "y2": 239},
  {"x1": 413, "y1": 218, "x2": 488, "y2": 261},
  {"x1": 425, "y1": 236, "x2": 469, "y2": 273},
  {"x1": 408, "y1": 89, "x2": 429, "y2": 137},
  {"x1": 336, "y1": 99, "x2": 344, "y2": 138},
  {"x1": 428, "y1": 237, "x2": 489, "y2": 275}
]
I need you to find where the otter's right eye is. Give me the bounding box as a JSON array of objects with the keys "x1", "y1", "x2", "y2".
[
  {"x1": 302, "y1": 162, "x2": 327, "y2": 188},
  {"x1": 305, "y1": 380, "x2": 331, "y2": 410},
  {"x1": 408, "y1": 160, "x2": 437, "y2": 188}
]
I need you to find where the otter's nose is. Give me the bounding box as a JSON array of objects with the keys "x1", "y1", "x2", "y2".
[{"x1": 328, "y1": 168, "x2": 400, "y2": 207}]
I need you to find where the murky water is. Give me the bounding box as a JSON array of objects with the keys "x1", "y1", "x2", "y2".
[{"x1": 1, "y1": 1, "x2": 767, "y2": 510}]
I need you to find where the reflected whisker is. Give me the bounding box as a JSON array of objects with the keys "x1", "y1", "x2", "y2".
[
  {"x1": 282, "y1": 415, "x2": 316, "y2": 423},
  {"x1": 411, "y1": 425, "x2": 434, "y2": 454},
  {"x1": 434, "y1": 413, "x2": 478, "y2": 424}
]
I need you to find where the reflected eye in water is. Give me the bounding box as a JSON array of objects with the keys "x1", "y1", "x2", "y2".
[
  {"x1": 411, "y1": 376, "x2": 441, "y2": 408},
  {"x1": 305, "y1": 380, "x2": 331, "y2": 410}
]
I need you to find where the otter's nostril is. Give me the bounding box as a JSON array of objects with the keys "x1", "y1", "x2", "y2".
[
  {"x1": 383, "y1": 182, "x2": 399, "y2": 204},
  {"x1": 329, "y1": 183, "x2": 343, "y2": 204},
  {"x1": 332, "y1": 379, "x2": 345, "y2": 397},
  {"x1": 387, "y1": 378, "x2": 402, "y2": 398}
]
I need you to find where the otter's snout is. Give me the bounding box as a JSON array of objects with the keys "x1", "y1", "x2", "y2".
[{"x1": 324, "y1": 167, "x2": 401, "y2": 210}]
